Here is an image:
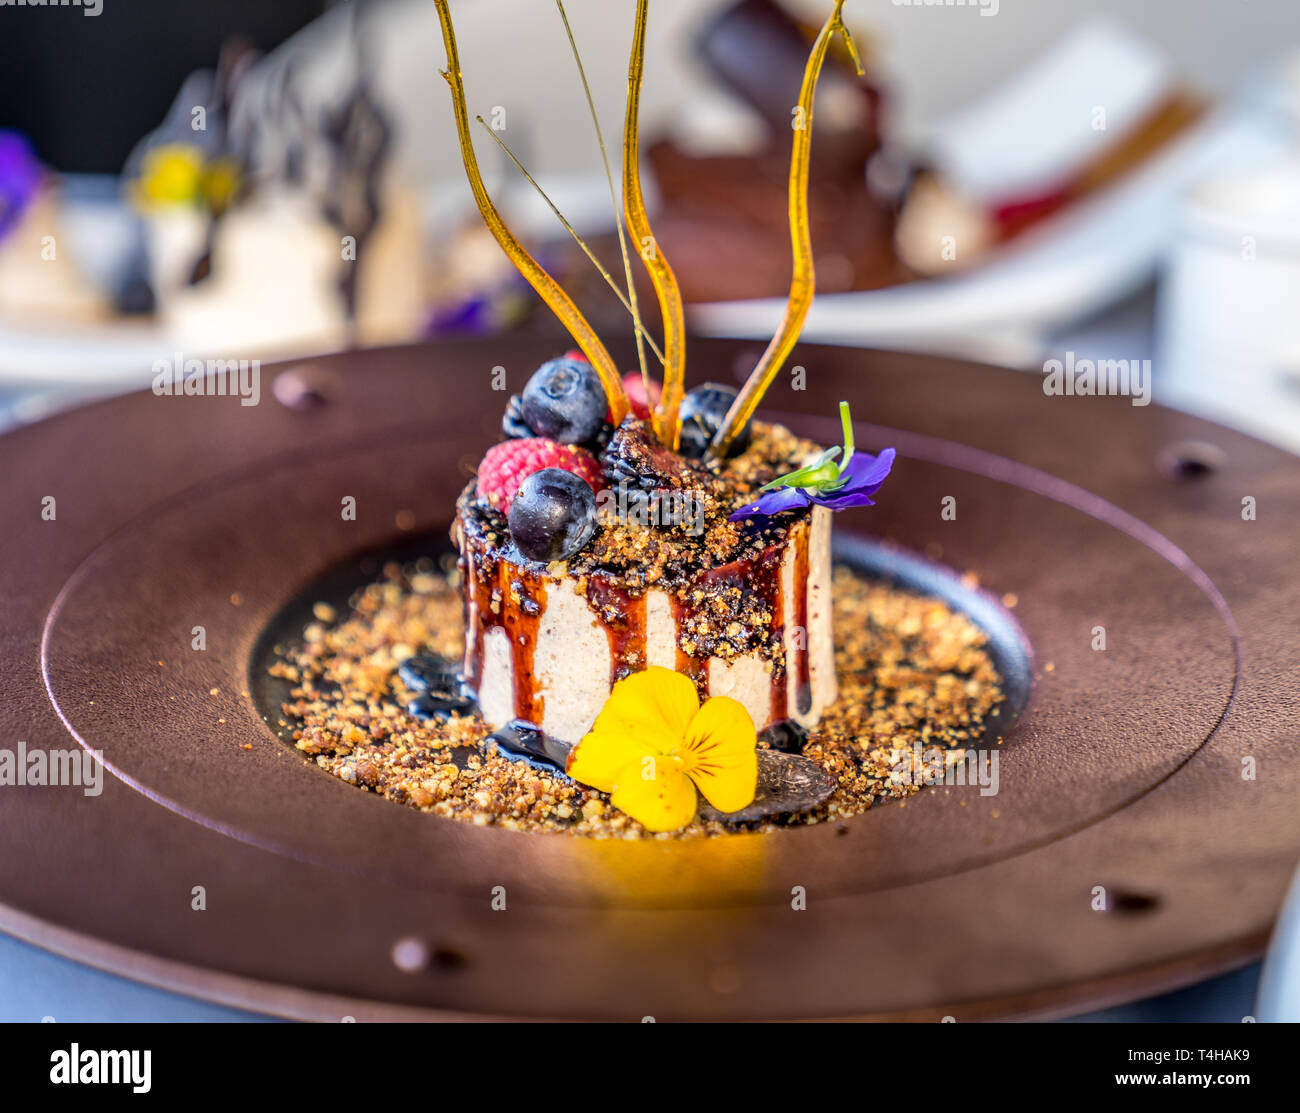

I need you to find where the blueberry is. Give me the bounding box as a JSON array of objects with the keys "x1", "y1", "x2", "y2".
[
  {"x1": 520, "y1": 357, "x2": 606, "y2": 444},
  {"x1": 408, "y1": 692, "x2": 474, "y2": 721},
  {"x1": 678, "y1": 383, "x2": 751, "y2": 459},
  {"x1": 397, "y1": 653, "x2": 461, "y2": 697},
  {"x1": 508, "y1": 468, "x2": 598, "y2": 562}
]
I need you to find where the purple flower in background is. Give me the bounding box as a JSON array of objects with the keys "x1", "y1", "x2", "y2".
[
  {"x1": 0, "y1": 130, "x2": 41, "y2": 242},
  {"x1": 730, "y1": 401, "x2": 895, "y2": 521}
]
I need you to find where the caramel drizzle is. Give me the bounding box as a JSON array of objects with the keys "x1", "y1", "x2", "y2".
[
  {"x1": 586, "y1": 578, "x2": 648, "y2": 686},
  {"x1": 707, "y1": 0, "x2": 862, "y2": 460},
  {"x1": 790, "y1": 521, "x2": 812, "y2": 716},
  {"x1": 464, "y1": 549, "x2": 548, "y2": 728},
  {"x1": 623, "y1": 0, "x2": 686, "y2": 449},
  {"x1": 670, "y1": 597, "x2": 710, "y2": 701},
  {"x1": 433, "y1": 0, "x2": 628, "y2": 423}
]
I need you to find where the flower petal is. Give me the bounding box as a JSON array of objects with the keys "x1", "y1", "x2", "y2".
[
  {"x1": 590, "y1": 667, "x2": 700, "y2": 745},
  {"x1": 814, "y1": 490, "x2": 876, "y2": 510},
  {"x1": 611, "y1": 759, "x2": 699, "y2": 832},
  {"x1": 566, "y1": 729, "x2": 657, "y2": 793},
  {"x1": 729, "y1": 485, "x2": 811, "y2": 522},
  {"x1": 567, "y1": 667, "x2": 701, "y2": 792},
  {"x1": 838, "y1": 447, "x2": 896, "y2": 492},
  {"x1": 679, "y1": 696, "x2": 758, "y2": 813}
]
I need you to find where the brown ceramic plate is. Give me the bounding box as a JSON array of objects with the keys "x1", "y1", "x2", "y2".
[{"x1": 2, "y1": 336, "x2": 1297, "y2": 1021}]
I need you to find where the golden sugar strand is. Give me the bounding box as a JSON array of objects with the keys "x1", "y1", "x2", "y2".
[
  {"x1": 555, "y1": 1, "x2": 654, "y2": 396},
  {"x1": 623, "y1": 0, "x2": 685, "y2": 448},
  {"x1": 475, "y1": 118, "x2": 667, "y2": 365},
  {"x1": 434, "y1": 0, "x2": 628, "y2": 422},
  {"x1": 706, "y1": 0, "x2": 862, "y2": 461}
]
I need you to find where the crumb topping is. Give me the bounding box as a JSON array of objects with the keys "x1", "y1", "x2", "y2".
[
  {"x1": 458, "y1": 418, "x2": 822, "y2": 594},
  {"x1": 268, "y1": 560, "x2": 1006, "y2": 839}
]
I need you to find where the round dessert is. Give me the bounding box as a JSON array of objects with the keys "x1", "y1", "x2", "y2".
[
  {"x1": 455, "y1": 416, "x2": 837, "y2": 743},
  {"x1": 377, "y1": 0, "x2": 914, "y2": 833}
]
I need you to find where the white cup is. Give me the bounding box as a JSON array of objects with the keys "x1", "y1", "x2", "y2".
[{"x1": 1157, "y1": 161, "x2": 1300, "y2": 443}]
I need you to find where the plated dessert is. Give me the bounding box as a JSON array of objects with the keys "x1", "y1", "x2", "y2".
[{"x1": 269, "y1": 0, "x2": 1009, "y2": 835}]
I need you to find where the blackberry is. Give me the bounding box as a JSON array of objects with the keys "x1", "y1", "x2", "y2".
[
  {"x1": 678, "y1": 383, "x2": 751, "y2": 459},
  {"x1": 501, "y1": 394, "x2": 532, "y2": 439}
]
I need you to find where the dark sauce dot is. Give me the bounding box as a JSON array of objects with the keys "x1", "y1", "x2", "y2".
[
  {"x1": 760, "y1": 719, "x2": 809, "y2": 754},
  {"x1": 487, "y1": 720, "x2": 573, "y2": 775}
]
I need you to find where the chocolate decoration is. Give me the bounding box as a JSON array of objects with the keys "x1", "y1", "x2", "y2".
[{"x1": 697, "y1": 749, "x2": 835, "y2": 823}]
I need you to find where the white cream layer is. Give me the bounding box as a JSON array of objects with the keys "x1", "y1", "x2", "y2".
[{"x1": 466, "y1": 507, "x2": 836, "y2": 743}]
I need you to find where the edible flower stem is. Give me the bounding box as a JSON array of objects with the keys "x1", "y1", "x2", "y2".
[
  {"x1": 838, "y1": 399, "x2": 855, "y2": 474},
  {"x1": 733, "y1": 401, "x2": 895, "y2": 521}
]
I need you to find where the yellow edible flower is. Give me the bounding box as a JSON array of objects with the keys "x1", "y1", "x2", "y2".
[
  {"x1": 566, "y1": 667, "x2": 758, "y2": 832},
  {"x1": 134, "y1": 144, "x2": 206, "y2": 208}
]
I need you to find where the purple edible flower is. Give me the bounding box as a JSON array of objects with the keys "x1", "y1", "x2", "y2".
[
  {"x1": 0, "y1": 130, "x2": 41, "y2": 242},
  {"x1": 730, "y1": 401, "x2": 895, "y2": 521}
]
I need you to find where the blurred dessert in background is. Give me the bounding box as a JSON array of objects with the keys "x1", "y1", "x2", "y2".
[
  {"x1": 573, "y1": 0, "x2": 905, "y2": 306},
  {"x1": 125, "y1": 17, "x2": 428, "y2": 357},
  {"x1": 0, "y1": 129, "x2": 109, "y2": 326},
  {"x1": 894, "y1": 22, "x2": 1204, "y2": 274}
]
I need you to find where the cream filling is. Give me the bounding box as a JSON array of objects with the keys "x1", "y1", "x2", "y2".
[{"x1": 470, "y1": 507, "x2": 835, "y2": 742}]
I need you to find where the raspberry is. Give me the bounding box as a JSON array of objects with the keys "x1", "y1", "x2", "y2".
[
  {"x1": 609, "y1": 371, "x2": 661, "y2": 423},
  {"x1": 475, "y1": 438, "x2": 603, "y2": 512}
]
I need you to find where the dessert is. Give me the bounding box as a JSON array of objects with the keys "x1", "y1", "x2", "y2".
[
  {"x1": 421, "y1": 0, "x2": 900, "y2": 830},
  {"x1": 266, "y1": 1, "x2": 1011, "y2": 838},
  {"x1": 456, "y1": 405, "x2": 840, "y2": 743}
]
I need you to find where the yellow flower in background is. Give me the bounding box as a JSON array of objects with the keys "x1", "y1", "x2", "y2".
[
  {"x1": 566, "y1": 668, "x2": 758, "y2": 832},
  {"x1": 134, "y1": 144, "x2": 206, "y2": 208}
]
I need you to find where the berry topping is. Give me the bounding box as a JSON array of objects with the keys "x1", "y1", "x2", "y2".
[
  {"x1": 609, "y1": 371, "x2": 661, "y2": 423},
  {"x1": 678, "y1": 382, "x2": 752, "y2": 459},
  {"x1": 602, "y1": 418, "x2": 709, "y2": 494},
  {"x1": 520, "y1": 355, "x2": 607, "y2": 444},
  {"x1": 397, "y1": 653, "x2": 462, "y2": 697},
  {"x1": 407, "y1": 691, "x2": 475, "y2": 721},
  {"x1": 508, "y1": 467, "x2": 599, "y2": 562},
  {"x1": 476, "y1": 437, "x2": 602, "y2": 512},
  {"x1": 501, "y1": 393, "x2": 532, "y2": 439}
]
